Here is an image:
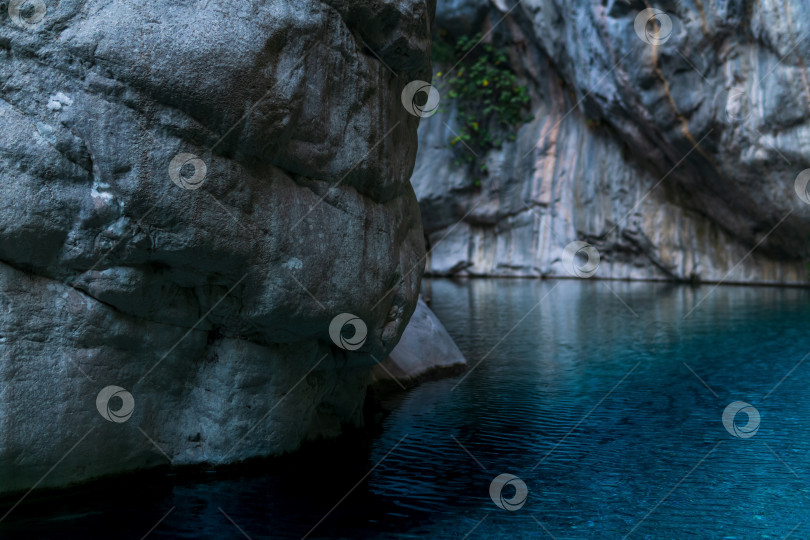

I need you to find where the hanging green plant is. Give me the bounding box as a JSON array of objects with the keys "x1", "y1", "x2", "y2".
[{"x1": 432, "y1": 32, "x2": 532, "y2": 167}]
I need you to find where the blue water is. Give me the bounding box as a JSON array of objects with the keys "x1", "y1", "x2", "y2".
[{"x1": 3, "y1": 279, "x2": 810, "y2": 539}]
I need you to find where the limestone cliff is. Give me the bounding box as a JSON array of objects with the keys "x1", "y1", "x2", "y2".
[
  {"x1": 0, "y1": 0, "x2": 433, "y2": 494},
  {"x1": 413, "y1": 0, "x2": 810, "y2": 283}
]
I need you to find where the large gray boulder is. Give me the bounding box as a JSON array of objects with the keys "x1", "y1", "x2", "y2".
[
  {"x1": 413, "y1": 0, "x2": 810, "y2": 283},
  {"x1": 0, "y1": 0, "x2": 434, "y2": 494}
]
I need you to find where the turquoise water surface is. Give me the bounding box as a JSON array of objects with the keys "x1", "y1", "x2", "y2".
[{"x1": 3, "y1": 279, "x2": 810, "y2": 539}]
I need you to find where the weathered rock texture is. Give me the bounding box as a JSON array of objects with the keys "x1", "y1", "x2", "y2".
[
  {"x1": 370, "y1": 296, "x2": 466, "y2": 394},
  {"x1": 0, "y1": 0, "x2": 434, "y2": 494},
  {"x1": 413, "y1": 0, "x2": 810, "y2": 283}
]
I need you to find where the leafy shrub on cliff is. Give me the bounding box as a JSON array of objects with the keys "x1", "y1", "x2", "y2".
[{"x1": 432, "y1": 31, "x2": 532, "y2": 178}]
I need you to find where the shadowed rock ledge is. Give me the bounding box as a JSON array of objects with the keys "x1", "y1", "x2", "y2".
[{"x1": 0, "y1": 0, "x2": 436, "y2": 495}]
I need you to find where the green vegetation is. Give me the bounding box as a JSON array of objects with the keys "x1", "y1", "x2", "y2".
[
  {"x1": 585, "y1": 117, "x2": 602, "y2": 130},
  {"x1": 431, "y1": 31, "x2": 532, "y2": 184}
]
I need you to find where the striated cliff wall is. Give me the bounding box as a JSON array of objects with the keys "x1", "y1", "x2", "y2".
[
  {"x1": 0, "y1": 0, "x2": 433, "y2": 494},
  {"x1": 413, "y1": 0, "x2": 810, "y2": 284}
]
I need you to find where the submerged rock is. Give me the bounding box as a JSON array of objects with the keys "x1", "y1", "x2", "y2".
[
  {"x1": 413, "y1": 0, "x2": 810, "y2": 284},
  {"x1": 370, "y1": 297, "x2": 467, "y2": 395},
  {"x1": 0, "y1": 0, "x2": 434, "y2": 494}
]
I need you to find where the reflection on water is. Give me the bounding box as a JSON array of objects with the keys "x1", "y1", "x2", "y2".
[{"x1": 3, "y1": 279, "x2": 810, "y2": 539}]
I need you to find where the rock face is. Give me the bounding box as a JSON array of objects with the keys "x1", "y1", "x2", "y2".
[
  {"x1": 413, "y1": 0, "x2": 810, "y2": 283},
  {"x1": 0, "y1": 0, "x2": 434, "y2": 494},
  {"x1": 370, "y1": 297, "x2": 466, "y2": 394}
]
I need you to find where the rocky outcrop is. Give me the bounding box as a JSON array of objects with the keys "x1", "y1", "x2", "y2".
[
  {"x1": 370, "y1": 296, "x2": 466, "y2": 394},
  {"x1": 0, "y1": 0, "x2": 434, "y2": 495},
  {"x1": 413, "y1": 0, "x2": 810, "y2": 284}
]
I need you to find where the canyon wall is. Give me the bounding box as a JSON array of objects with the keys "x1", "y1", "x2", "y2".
[{"x1": 414, "y1": 0, "x2": 810, "y2": 283}]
